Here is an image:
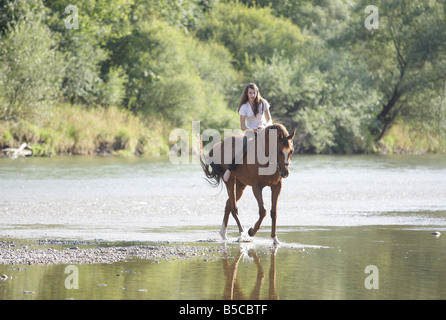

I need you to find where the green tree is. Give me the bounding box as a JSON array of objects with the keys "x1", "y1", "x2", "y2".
[
  {"x1": 291, "y1": 52, "x2": 379, "y2": 153},
  {"x1": 240, "y1": 0, "x2": 350, "y2": 41},
  {"x1": 252, "y1": 49, "x2": 379, "y2": 153},
  {"x1": 242, "y1": 0, "x2": 446, "y2": 151},
  {"x1": 43, "y1": 0, "x2": 134, "y2": 105},
  {"x1": 196, "y1": 1, "x2": 306, "y2": 72},
  {"x1": 0, "y1": 0, "x2": 64, "y2": 120},
  {"x1": 137, "y1": 0, "x2": 215, "y2": 33},
  {"x1": 110, "y1": 18, "x2": 239, "y2": 128},
  {"x1": 340, "y1": 0, "x2": 446, "y2": 140}
]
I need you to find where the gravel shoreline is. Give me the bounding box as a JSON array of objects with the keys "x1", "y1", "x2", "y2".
[{"x1": 0, "y1": 239, "x2": 225, "y2": 265}]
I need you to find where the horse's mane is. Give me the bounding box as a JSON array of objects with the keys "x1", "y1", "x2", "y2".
[{"x1": 265, "y1": 123, "x2": 289, "y2": 138}]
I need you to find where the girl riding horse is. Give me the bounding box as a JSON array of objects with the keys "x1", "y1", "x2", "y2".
[{"x1": 223, "y1": 83, "x2": 273, "y2": 182}]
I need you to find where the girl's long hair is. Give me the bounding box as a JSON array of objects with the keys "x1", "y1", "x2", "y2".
[{"x1": 238, "y1": 83, "x2": 264, "y2": 116}]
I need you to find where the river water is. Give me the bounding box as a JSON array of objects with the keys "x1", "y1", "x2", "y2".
[{"x1": 1, "y1": 155, "x2": 446, "y2": 299}]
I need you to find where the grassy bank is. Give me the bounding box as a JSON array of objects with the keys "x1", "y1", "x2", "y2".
[
  {"x1": 376, "y1": 121, "x2": 446, "y2": 154},
  {"x1": 2, "y1": 104, "x2": 445, "y2": 157},
  {"x1": 0, "y1": 104, "x2": 171, "y2": 157}
]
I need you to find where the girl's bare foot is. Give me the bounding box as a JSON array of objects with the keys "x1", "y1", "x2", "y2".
[{"x1": 223, "y1": 169, "x2": 231, "y2": 182}]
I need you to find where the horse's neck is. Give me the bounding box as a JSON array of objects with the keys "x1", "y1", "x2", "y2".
[{"x1": 263, "y1": 128, "x2": 281, "y2": 159}]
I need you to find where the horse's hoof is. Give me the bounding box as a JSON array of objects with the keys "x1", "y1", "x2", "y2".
[
  {"x1": 220, "y1": 233, "x2": 228, "y2": 241},
  {"x1": 248, "y1": 228, "x2": 255, "y2": 237},
  {"x1": 272, "y1": 236, "x2": 280, "y2": 246},
  {"x1": 237, "y1": 232, "x2": 253, "y2": 243}
]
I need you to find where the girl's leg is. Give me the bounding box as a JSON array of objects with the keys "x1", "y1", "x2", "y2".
[
  {"x1": 223, "y1": 160, "x2": 236, "y2": 182},
  {"x1": 223, "y1": 134, "x2": 252, "y2": 182},
  {"x1": 223, "y1": 169, "x2": 231, "y2": 182}
]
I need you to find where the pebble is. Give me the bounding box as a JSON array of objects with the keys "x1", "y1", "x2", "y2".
[
  {"x1": 0, "y1": 240, "x2": 226, "y2": 265},
  {"x1": 23, "y1": 291, "x2": 35, "y2": 295}
]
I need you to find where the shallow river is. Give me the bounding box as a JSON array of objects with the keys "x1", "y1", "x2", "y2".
[{"x1": 1, "y1": 155, "x2": 446, "y2": 299}]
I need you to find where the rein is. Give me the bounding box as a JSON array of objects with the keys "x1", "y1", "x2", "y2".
[{"x1": 257, "y1": 155, "x2": 290, "y2": 168}]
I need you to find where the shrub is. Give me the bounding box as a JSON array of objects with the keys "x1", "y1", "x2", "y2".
[
  {"x1": 196, "y1": 1, "x2": 306, "y2": 71},
  {"x1": 0, "y1": 0, "x2": 64, "y2": 120},
  {"x1": 111, "y1": 19, "x2": 239, "y2": 129}
]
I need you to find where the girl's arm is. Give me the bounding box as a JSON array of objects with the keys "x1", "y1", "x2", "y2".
[
  {"x1": 240, "y1": 115, "x2": 248, "y2": 131},
  {"x1": 264, "y1": 109, "x2": 272, "y2": 126},
  {"x1": 257, "y1": 109, "x2": 273, "y2": 131}
]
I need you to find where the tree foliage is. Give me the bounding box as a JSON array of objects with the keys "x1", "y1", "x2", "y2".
[
  {"x1": 338, "y1": 0, "x2": 446, "y2": 140},
  {"x1": 0, "y1": 0, "x2": 64, "y2": 120},
  {"x1": 109, "y1": 17, "x2": 239, "y2": 128},
  {"x1": 1, "y1": 0, "x2": 445, "y2": 154},
  {"x1": 196, "y1": 1, "x2": 306, "y2": 72}
]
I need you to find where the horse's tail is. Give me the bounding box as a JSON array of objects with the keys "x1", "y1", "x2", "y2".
[
  {"x1": 196, "y1": 133, "x2": 223, "y2": 188},
  {"x1": 201, "y1": 153, "x2": 223, "y2": 188}
]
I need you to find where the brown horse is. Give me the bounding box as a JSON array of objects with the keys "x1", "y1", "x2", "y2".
[{"x1": 199, "y1": 123, "x2": 295, "y2": 245}]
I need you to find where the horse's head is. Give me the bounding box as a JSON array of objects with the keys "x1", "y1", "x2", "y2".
[
  {"x1": 266, "y1": 124, "x2": 295, "y2": 178},
  {"x1": 277, "y1": 129, "x2": 295, "y2": 178}
]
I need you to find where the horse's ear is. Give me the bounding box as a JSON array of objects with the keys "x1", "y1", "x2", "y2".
[
  {"x1": 278, "y1": 131, "x2": 284, "y2": 139},
  {"x1": 287, "y1": 130, "x2": 295, "y2": 140}
]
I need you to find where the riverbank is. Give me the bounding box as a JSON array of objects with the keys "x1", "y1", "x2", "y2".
[
  {"x1": 0, "y1": 239, "x2": 224, "y2": 266},
  {"x1": 376, "y1": 122, "x2": 446, "y2": 154},
  {"x1": 0, "y1": 103, "x2": 171, "y2": 158},
  {"x1": 2, "y1": 104, "x2": 446, "y2": 158}
]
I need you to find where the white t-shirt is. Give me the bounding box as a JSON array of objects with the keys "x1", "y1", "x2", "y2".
[{"x1": 238, "y1": 99, "x2": 270, "y2": 129}]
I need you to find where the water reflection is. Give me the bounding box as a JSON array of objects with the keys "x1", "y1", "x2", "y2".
[
  {"x1": 1, "y1": 227, "x2": 446, "y2": 300},
  {"x1": 1, "y1": 155, "x2": 446, "y2": 300},
  {"x1": 222, "y1": 245, "x2": 278, "y2": 300}
]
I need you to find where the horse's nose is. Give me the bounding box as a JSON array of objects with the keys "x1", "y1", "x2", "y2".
[{"x1": 281, "y1": 171, "x2": 289, "y2": 178}]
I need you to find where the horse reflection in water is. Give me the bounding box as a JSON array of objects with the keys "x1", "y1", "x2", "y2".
[
  {"x1": 221, "y1": 246, "x2": 278, "y2": 300},
  {"x1": 199, "y1": 124, "x2": 295, "y2": 246}
]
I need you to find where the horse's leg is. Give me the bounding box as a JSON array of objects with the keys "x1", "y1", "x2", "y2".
[
  {"x1": 270, "y1": 181, "x2": 283, "y2": 246},
  {"x1": 220, "y1": 177, "x2": 235, "y2": 240},
  {"x1": 220, "y1": 199, "x2": 231, "y2": 240},
  {"x1": 231, "y1": 180, "x2": 246, "y2": 236},
  {"x1": 248, "y1": 184, "x2": 267, "y2": 237},
  {"x1": 249, "y1": 252, "x2": 265, "y2": 300},
  {"x1": 221, "y1": 179, "x2": 246, "y2": 239},
  {"x1": 234, "y1": 181, "x2": 247, "y2": 235}
]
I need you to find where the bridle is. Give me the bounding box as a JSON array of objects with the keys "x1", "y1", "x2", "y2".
[
  {"x1": 277, "y1": 148, "x2": 292, "y2": 167},
  {"x1": 257, "y1": 126, "x2": 293, "y2": 171},
  {"x1": 258, "y1": 157, "x2": 290, "y2": 170},
  {"x1": 271, "y1": 149, "x2": 292, "y2": 173}
]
